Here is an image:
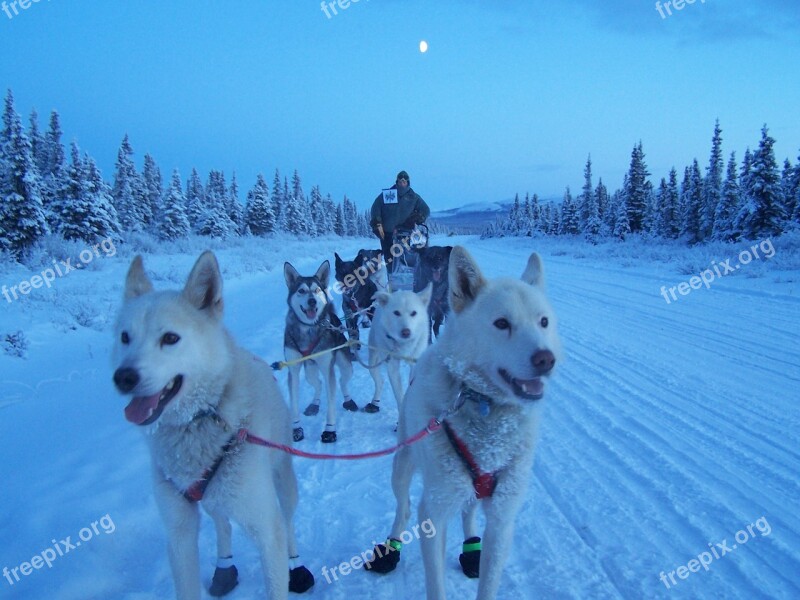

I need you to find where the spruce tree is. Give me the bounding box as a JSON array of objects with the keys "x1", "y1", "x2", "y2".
[
  {"x1": 227, "y1": 172, "x2": 243, "y2": 235},
  {"x1": 112, "y1": 135, "x2": 149, "y2": 232},
  {"x1": 200, "y1": 170, "x2": 234, "y2": 238},
  {"x1": 625, "y1": 142, "x2": 651, "y2": 232},
  {"x1": 681, "y1": 160, "x2": 704, "y2": 243},
  {"x1": 271, "y1": 169, "x2": 286, "y2": 232},
  {"x1": 0, "y1": 90, "x2": 48, "y2": 257},
  {"x1": 244, "y1": 173, "x2": 275, "y2": 236},
  {"x1": 28, "y1": 109, "x2": 46, "y2": 175},
  {"x1": 60, "y1": 141, "x2": 90, "y2": 242},
  {"x1": 39, "y1": 111, "x2": 69, "y2": 232},
  {"x1": 701, "y1": 120, "x2": 724, "y2": 241},
  {"x1": 559, "y1": 187, "x2": 579, "y2": 235},
  {"x1": 159, "y1": 169, "x2": 190, "y2": 241},
  {"x1": 660, "y1": 168, "x2": 680, "y2": 238},
  {"x1": 713, "y1": 152, "x2": 740, "y2": 241},
  {"x1": 736, "y1": 125, "x2": 786, "y2": 239},
  {"x1": 84, "y1": 156, "x2": 121, "y2": 241},
  {"x1": 334, "y1": 203, "x2": 345, "y2": 236},
  {"x1": 612, "y1": 189, "x2": 630, "y2": 239},
  {"x1": 581, "y1": 157, "x2": 601, "y2": 238},
  {"x1": 185, "y1": 168, "x2": 206, "y2": 233},
  {"x1": 308, "y1": 185, "x2": 325, "y2": 236},
  {"x1": 142, "y1": 153, "x2": 162, "y2": 229}
]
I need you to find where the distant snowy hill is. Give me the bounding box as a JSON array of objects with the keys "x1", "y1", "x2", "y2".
[{"x1": 430, "y1": 198, "x2": 559, "y2": 232}]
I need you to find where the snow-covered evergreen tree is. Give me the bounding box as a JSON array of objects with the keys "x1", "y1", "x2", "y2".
[
  {"x1": 681, "y1": 160, "x2": 704, "y2": 243},
  {"x1": 307, "y1": 185, "x2": 325, "y2": 236},
  {"x1": 660, "y1": 168, "x2": 681, "y2": 238},
  {"x1": 159, "y1": 169, "x2": 190, "y2": 241},
  {"x1": 700, "y1": 120, "x2": 724, "y2": 241},
  {"x1": 713, "y1": 152, "x2": 740, "y2": 241},
  {"x1": 60, "y1": 142, "x2": 89, "y2": 242},
  {"x1": 530, "y1": 193, "x2": 542, "y2": 234},
  {"x1": 227, "y1": 172, "x2": 244, "y2": 235},
  {"x1": 333, "y1": 203, "x2": 345, "y2": 236},
  {"x1": 199, "y1": 170, "x2": 234, "y2": 238},
  {"x1": 40, "y1": 111, "x2": 69, "y2": 231},
  {"x1": 185, "y1": 168, "x2": 206, "y2": 233},
  {"x1": 736, "y1": 125, "x2": 786, "y2": 239},
  {"x1": 83, "y1": 155, "x2": 121, "y2": 241},
  {"x1": 625, "y1": 142, "x2": 650, "y2": 233},
  {"x1": 244, "y1": 173, "x2": 275, "y2": 236},
  {"x1": 28, "y1": 109, "x2": 46, "y2": 176},
  {"x1": 321, "y1": 193, "x2": 336, "y2": 235},
  {"x1": 612, "y1": 189, "x2": 630, "y2": 239},
  {"x1": 0, "y1": 90, "x2": 48, "y2": 257},
  {"x1": 580, "y1": 156, "x2": 601, "y2": 238},
  {"x1": 142, "y1": 153, "x2": 162, "y2": 229},
  {"x1": 559, "y1": 187, "x2": 579, "y2": 235},
  {"x1": 112, "y1": 135, "x2": 149, "y2": 232},
  {"x1": 271, "y1": 170, "x2": 286, "y2": 232}
]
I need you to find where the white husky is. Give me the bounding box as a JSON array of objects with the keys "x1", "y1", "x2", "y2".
[
  {"x1": 363, "y1": 284, "x2": 432, "y2": 415},
  {"x1": 365, "y1": 246, "x2": 561, "y2": 600},
  {"x1": 112, "y1": 252, "x2": 314, "y2": 600}
]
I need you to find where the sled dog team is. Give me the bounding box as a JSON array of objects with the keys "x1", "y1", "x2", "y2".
[{"x1": 112, "y1": 245, "x2": 562, "y2": 600}]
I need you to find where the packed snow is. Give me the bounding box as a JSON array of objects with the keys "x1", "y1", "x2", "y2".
[{"x1": 1, "y1": 233, "x2": 799, "y2": 599}]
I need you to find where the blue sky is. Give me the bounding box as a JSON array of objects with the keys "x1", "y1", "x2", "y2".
[{"x1": 1, "y1": 0, "x2": 798, "y2": 211}]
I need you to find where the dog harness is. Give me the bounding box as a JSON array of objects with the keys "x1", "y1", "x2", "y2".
[
  {"x1": 178, "y1": 414, "x2": 238, "y2": 503},
  {"x1": 442, "y1": 420, "x2": 498, "y2": 499}
]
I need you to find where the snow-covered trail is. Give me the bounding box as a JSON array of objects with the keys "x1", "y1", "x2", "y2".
[{"x1": 1, "y1": 235, "x2": 798, "y2": 599}]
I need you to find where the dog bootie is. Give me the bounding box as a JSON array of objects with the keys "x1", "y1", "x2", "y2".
[
  {"x1": 293, "y1": 427, "x2": 304, "y2": 442},
  {"x1": 459, "y1": 537, "x2": 481, "y2": 578},
  {"x1": 303, "y1": 402, "x2": 320, "y2": 416},
  {"x1": 289, "y1": 565, "x2": 315, "y2": 593},
  {"x1": 209, "y1": 565, "x2": 238, "y2": 596},
  {"x1": 321, "y1": 430, "x2": 337, "y2": 443},
  {"x1": 364, "y1": 402, "x2": 380, "y2": 413},
  {"x1": 342, "y1": 399, "x2": 358, "y2": 412},
  {"x1": 364, "y1": 539, "x2": 402, "y2": 574}
]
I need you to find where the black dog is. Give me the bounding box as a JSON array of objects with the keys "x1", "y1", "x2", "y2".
[
  {"x1": 334, "y1": 252, "x2": 378, "y2": 351},
  {"x1": 415, "y1": 245, "x2": 453, "y2": 339}
]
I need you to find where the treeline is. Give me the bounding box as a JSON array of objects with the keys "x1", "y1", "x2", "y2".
[
  {"x1": 0, "y1": 90, "x2": 372, "y2": 260},
  {"x1": 484, "y1": 121, "x2": 799, "y2": 243}
]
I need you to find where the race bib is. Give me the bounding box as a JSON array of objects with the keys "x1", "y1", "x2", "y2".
[{"x1": 382, "y1": 189, "x2": 398, "y2": 204}]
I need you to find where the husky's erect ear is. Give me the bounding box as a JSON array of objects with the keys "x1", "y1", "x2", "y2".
[
  {"x1": 124, "y1": 255, "x2": 154, "y2": 299},
  {"x1": 417, "y1": 282, "x2": 433, "y2": 308},
  {"x1": 315, "y1": 260, "x2": 330, "y2": 288},
  {"x1": 183, "y1": 251, "x2": 224, "y2": 318},
  {"x1": 521, "y1": 252, "x2": 545, "y2": 288},
  {"x1": 284, "y1": 262, "x2": 300, "y2": 288},
  {"x1": 449, "y1": 246, "x2": 486, "y2": 314},
  {"x1": 334, "y1": 253, "x2": 343, "y2": 268},
  {"x1": 373, "y1": 291, "x2": 391, "y2": 307}
]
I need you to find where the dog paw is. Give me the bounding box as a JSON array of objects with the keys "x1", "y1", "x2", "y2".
[
  {"x1": 303, "y1": 403, "x2": 320, "y2": 416},
  {"x1": 458, "y1": 536, "x2": 481, "y2": 579},
  {"x1": 293, "y1": 427, "x2": 305, "y2": 442},
  {"x1": 342, "y1": 399, "x2": 358, "y2": 412},
  {"x1": 321, "y1": 430, "x2": 337, "y2": 443},
  {"x1": 364, "y1": 541, "x2": 401, "y2": 574},
  {"x1": 364, "y1": 402, "x2": 380, "y2": 413},
  {"x1": 209, "y1": 565, "x2": 239, "y2": 596},
  {"x1": 289, "y1": 565, "x2": 315, "y2": 593}
]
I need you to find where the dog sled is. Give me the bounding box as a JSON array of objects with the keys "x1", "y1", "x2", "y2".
[{"x1": 388, "y1": 224, "x2": 429, "y2": 292}]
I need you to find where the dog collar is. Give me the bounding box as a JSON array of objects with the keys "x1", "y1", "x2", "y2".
[{"x1": 458, "y1": 385, "x2": 492, "y2": 417}]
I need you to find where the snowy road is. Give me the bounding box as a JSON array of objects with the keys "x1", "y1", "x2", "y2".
[{"x1": 1, "y1": 235, "x2": 798, "y2": 599}]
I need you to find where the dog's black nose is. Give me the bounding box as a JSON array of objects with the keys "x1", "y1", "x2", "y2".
[
  {"x1": 114, "y1": 368, "x2": 140, "y2": 393},
  {"x1": 401, "y1": 328, "x2": 411, "y2": 339},
  {"x1": 532, "y1": 350, "x2": 555, "y2": 375},
  {"x1": 308, "y1": 297, "x2": 317, "y2": 307}
]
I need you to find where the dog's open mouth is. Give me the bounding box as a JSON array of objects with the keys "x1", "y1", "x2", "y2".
[
  {"x1": 303, "y1": 307, "x2": 318, "y2": 321},
  {"x1": 124, "y1": 375, "x2": 183, "y2": 425},
  {"x1": 499, "y1": 369, "x2": 544, "y2": 400}
]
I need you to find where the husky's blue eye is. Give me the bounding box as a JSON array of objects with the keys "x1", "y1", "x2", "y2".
[
  {"x1": 540, "y1": 317, "x2": 549, "y2": 328},
  {"x1": 161, "y1": 332, "x2": 180, "y2": 346},
  {"x1": 494, "y1": 318, "x2": 510, "y2": 330},
  {"x1": 121, "y1": 331, "x2": 130, "y2": 344}
]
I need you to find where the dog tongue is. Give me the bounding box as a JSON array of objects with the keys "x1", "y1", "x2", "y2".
[
  {"x1": 519, "y1": 378, "x2": 544, "y2": 396},
  {"x1": 124, "y1": 392, "x2": 161, "y2": 425},
  {"x1": 305, "y1": 308, "x2": 317, "y2": 320}
]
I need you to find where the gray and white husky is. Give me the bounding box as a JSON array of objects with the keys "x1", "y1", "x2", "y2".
[
  {"x1": 366, "y1": 246, "x2": 562, "y2": 600},
  {"x1": 112, "y1": 252, "x2": 314, "y2": 600},
  {"x1": 283, "y1": 260, "x2": 356, "y2": 443}
]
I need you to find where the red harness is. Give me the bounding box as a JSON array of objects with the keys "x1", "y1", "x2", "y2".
[
  {"x1": 181, "y1": 435, "x2": 237, "y2": 503},
  {"x1": 442, "y1": 421, "x2": 498, "y2": 499}
]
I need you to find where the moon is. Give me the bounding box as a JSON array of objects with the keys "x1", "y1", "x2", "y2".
[{"x1": 419, "y1": 40, "x2": 428, "y2": 53}]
